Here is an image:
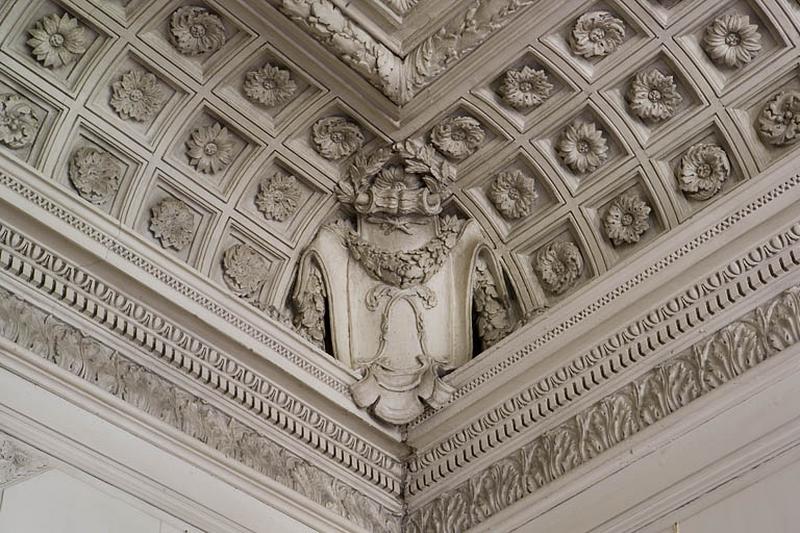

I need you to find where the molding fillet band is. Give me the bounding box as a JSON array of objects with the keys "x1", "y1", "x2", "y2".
[
  {"x1": 406, "y1": 282, "x2": 800, "y2": 532},
  {"x1": 0, "y1": 287, "x2": 403, "y2": 533}
]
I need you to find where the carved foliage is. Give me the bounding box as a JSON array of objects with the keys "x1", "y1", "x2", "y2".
[
  {"x1": 223, "y1": 243, "x2": 271, "y2": 300},
  {"x1": 186, "y1": 123, "x2": 234, "y2": 174},
  {"x1": 430, "y1": 116, "x2": 485, "y2": 160},
  {"x1": 498, "y1": 66, "x2": 552, "y2": 110},
  {"x1": 570, "y1": 11, "x2": 625, "y2": 59},
  {"x1": 68, "y1": 147, "x2": 121, "y2": 205},
  {"x1": 312, "y1": 116, "x2": 364, "y2": 161},
  {"x1": 534, "y1": 240, "x2": 584, "y2": 295},
  {"x1": 27, "y1": 13, "x2": 90, "y2": 69},
  {"x1": 110, "y1": 69, "x2": 166, "y2": 122},
  {"x1": 703, "y1": 14, "x2": 761, "y2": 69},
  {"x1": 292, "y1": 260, "x2": 327, "y2": 348},
  {"x1": 256, "y1": 172, "x2": 301, "y2": 222},
  {"x1": 678, "y1": 143, "x2": 730, "y2": 201},
  {"x1": 603, "y1": 192, "x2": 651, "y2": 246},
  {"x1": 627, "y1": 69, "x2": 682, "y2": 122},
  {"x1": 149, "y1": 197, "x2": 196, "y2": 251},
  {"x1": 170, "y1": 6, "x2": 227, "y2": 56},
  {"x1": 0, "y1": 434, "x2": 49, "y2": 488},
  {"x1": 408, "y1": 285, "x2": 800, "y2": 532},
  {"x1": 489, "y1": 170, "x2": 537, "y2": 220},
  {"x1": 758, "y1": 90, "x2": 800, "y2": 147},
  {"x1": 0, "y1": 94, "x2": 39, "y2": 149},
  {"x1": 557, "y1": 120, "x2": 608, "y2": 174},
  {"x1": 473, "y1": 257, "x2": 513, "y2": 350},
  {"x1": 243, "y1": 63, "x2": 297, "y2": 107}
]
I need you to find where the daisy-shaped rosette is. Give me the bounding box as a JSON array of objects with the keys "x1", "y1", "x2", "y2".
[
  {"x1": 556, "y1": 120, "x2": 609, "y2": 174},
  {"x1": 186, "y1": 122, "x2": 234, "y2": 174},
  {"x1": 488, "y1": 170, "x2": 538, "y2": 220},
  {"x1": 534, "y1": 240, "x2": 584, "y2": 296},
  {"x1": 678, "y1": 143, "x2": 730, "y2": 201},
  {"x1": 169, "y1": 6, "x2": 227, "y2": 56},
  {"x1": 110, "y1": 69, "x2": 165, "y2": 123},
  {"x1": 430, "y1": 116, "x2": 486, "y2": 160},
  {"x1": 703, "y1": 14, "x2": 762, "y2": 69},
  {"x1": 149, "y1": 197, "x2": 196, "y2": 251},
  {"x1": 311, "y1": 116, "x2": 364, "y2": 161},
  {"x1": 27, "y1": 13, "x2": 90, "y2": 69},
  {"x1": 0, "y1": 93, "x2": 40, "y2": 149},
  {"x1": 68, "y1": 147, "x2": 121, "y2": 205},
  {"x1": 243, "y1": 64, "x2": 297, "y2": 107},
  {"x1": 758, "y1": 90, "x2": 800, "y2": 147},
  {"x1": 603, "y1": 193, "x2": 651, "y2": 246},
  {"x1": 498, "y1": 66, "x2": 553, "y2": 110},
  {"x1": 626, "y1": 69, "x2": 683, "y2": 123},
  {"x1": 255, "y1": 172, "x2": 301, "y2": 222},
  {"x1": 570, "y1": 11, "x2": 626, "y2": 59}
]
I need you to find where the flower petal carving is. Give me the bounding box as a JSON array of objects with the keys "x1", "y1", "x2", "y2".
[
  {"x1": 758, "y1": 90, "x2": 800, "y2": 147},
  {"x1": 498, "y1": 67, "x2": 553, "y2": 110},
  {"x1": 430, "y1": 116, "x2": 485, "y2": 160},
  {"x1": 556, "y1": 120, "x2": 608, "y2": 174},
  {"x1": 223, "y1": 244, "x2": 271, "y2": 298},
  {"x1": 110, "y1": 69, "x2": 165, "y2": 122},
  {"x1": 27, "y1": 13, "x2": 90, "y2": 69},
  {"x1": 256, "y1": 172, "x2": 302, "y2": 222},
  {"x1": 0, "y1": 94, "x2": 39, "y2": 149},
  {"x1": 149, "y1": 197, "x2": 196, "y2": 251},
  {"x1": 703, "y1": 13, "x2": 761, "y2": 69},
  {"x1": 186, "y1": 122, "x2": 234, "y2": 174},
  {"x1": 68, "y1": 147, "x2": 121, "y2": 204},
  {"x1": 169, "y1": 6, "x2": 227, "y2": 56},
  {"x1": 603, "y1": 192, "x2": 651, "y2": 246},
  {"x1": 534, "y1": 240, "x2": 584, "y2": 295},
  {"x1": 570, "y1": 11, "x2": 625, "y2": 59},
  {"x1": 243, "y1": 63, "x2": 297, "y2": 107},
  {"x1": 312, "y1": 116, "x2": 364, "y2": 161},
  {"x1": 678, "y1": 143, "x2": 730, "y2": 201},
  {"x1": 489, "y1": 170, "x2": 537, "y2": 220},
  {"x1": 627, "y1": 69, "x2": 682, "y2": 122}
]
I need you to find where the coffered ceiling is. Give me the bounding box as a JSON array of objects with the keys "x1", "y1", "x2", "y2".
[{"x1": 1, "y1": 0, "x2": 800, "y2": 531}]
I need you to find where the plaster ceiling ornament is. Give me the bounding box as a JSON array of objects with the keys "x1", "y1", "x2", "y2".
[
  {"x1": 292, "y1": 139, "x2": 523, "y2": 424},
  {"x1": 222, "y1": 243, "x2": 271, "y2": 300},
  {"x1": 498, "y1": 66, "x2": 553, "y2": 110},
  {"x1": 758, "y1": 90, "x2": 800, "y2": 147},
  {"x1": 627, "y1": 69, "x2": 682, "y2": 122},
  {"x1": 603, "y1": 192, "x2": 651, "y2": 246},
  {"x1": 109, "y1": 69, "x2": 165, "y2": 122},
  {"x1": 255, "y1": 172, "x2": 301, "y2": 222},
  {"x1": 26, "y1": 12, "x2": 90, "y2": 69},
  {"x1": 678, "y1": 143, "x2": 731, "y2": 201},
  {"x1": 68, "y1": 147, "x2": 121, "y2": 205},
  {"x1": 557, "y1": 120, "x2": 609, "y2": 174},
  {"x1": 702, "y1": 13, "x2": 762, "y2": 69},
  {"x1": 311, "y1": 116, "x2": 365, "y2": 161},
  {"x1": 430, "y1": 116, "x2": 485, "y2": 160},
  {"x1": 0, "y1": 93, "x2": 39, "y2": 149},
  {"x1": 534, "y1": 240, "x2": 584, "y2": 295},
  {"x1": 169, "y1": 5, "x2": 227, "y2": 56},
  {"x1": 489, "y1": 169, "x2": 538, "y2": 220},
  {"x1": 570, "y1": 11, "x2": 626, "y2": 59},
  {"x1": 0, "y1": 435, "x2": 49, "y2": 488},
  {"x1": 242, "y1": 63, "x2": 297, "y2": 107},
  {"x1": 186, "y1": 122, "x2": 234, "y2": 174},
  {"x1": 149, "y1": 197, "x2": 196, "y2": 251}
]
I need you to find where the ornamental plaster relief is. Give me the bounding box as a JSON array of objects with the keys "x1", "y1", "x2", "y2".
[{"x1": 0, "y1": 433, "x2": 49, "y2": 489}]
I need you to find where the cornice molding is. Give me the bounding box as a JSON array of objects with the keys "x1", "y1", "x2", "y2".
[
  {"x1": 0, "y1": 286, "x2": 403, "y2": 533},
  {"x1": 406, "y1": 280, "x2": 800, "y2": 531}
]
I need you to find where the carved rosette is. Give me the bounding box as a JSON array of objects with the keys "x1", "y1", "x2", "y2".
[
  {"x1": 603, "y1": 192, "x2": 651, "y2": 246},
  {"x1": 243, "y1": 63, "x2": 297, "y2": 107},
  {"x1": 534, "y1": 240, "x2": 584, "y2": 295},
  {"x1": 430, "y1": 116, "x2": 485, "y2": 159},
  {"x1": 703, "y1": 13, "x2": 761, "y2": 69},
  {"x1": 570, "y1": 11, "x2": 625, "y2": 59},
  {"x1": 27, "y1": 13, "x2": 90, "y2": 69},
  {"x1": 169, "y1": 6, "x2": 227, "y2": 56},
  {"x1": 557, "y1": 120, "x2": 608, "y2": 174},
  {"x1": 255, "y1": 172, "x2": 301, "y2": 222},
  {"x1": 223, "y1": 244, "x2": 270, "y2": 300},
  {"x1": 68, "y1": 147, "x2": 121, "y2": 204},
  {"x1": 678, "y1": 143, "x2": 730, "y2": 201},
  {"x1": 627, "y1": 69, "x2": 682, "y2": 122},
  {"x1": 758, "y1": 90, "x2": 800, "y2": 147},
  {"x1": 498, "y1": 66, "x2": 553, "y2": 110},
  {"x1": 312, "y1": 116, "x2": 364, "y2": 161},
  {"x1": 0, "y1": 93, "x2": 39, "y2": 149},
  {"x1": 110, "y1": 69, "x2": 165, "y2": 122},
  {"x1": 149, "y1": 197, "x2": 195, "y2": 251},
  {"x1": 489, "y1": 170, "x2": 537, "y2": 220},
  {"x1": 186, "y1": 122, "x2": 234, "y2": 174}
]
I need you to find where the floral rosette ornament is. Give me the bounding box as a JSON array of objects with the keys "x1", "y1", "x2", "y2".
[
  {"x1": 489, "y1": 170, "x2": 537, "y2": 220},
  {"x1": 186, "y1": 122, "x2": 234, "y2": 174},
  {"x1": 149, "y1": 197, "x2": 195, "y2": 251},
  {"x1": 110, "y1": 69, "x2": 165, "y2": 122},
  {"x1": 27, "y1": 13, "x2": 90, "y2": 69},
  {"x1": 498, "y1": 66, "x2": 553, "y2": 110},
  {"x1": 603, "y1": 192, "x2": 651, "y2": 246},
  {"x1": 0, "y1": 93, "x2": 39, "y2": 149},
  {"x1": 678, "y1": 143, "x2": 731, "y2": 201},
  {"x1": 68, "y1": 147, "x2": 121, "y2": 205},
  {"x1": 243, "y1": 63, "x2": 297, "y2": 107},
  {"x1": 534, "y1": 240, "x2": 584, "y2": 295},
  {"x1": 222, "y1": 244, "x2": 270, "y2": 299},
  {"x1": 311, "y1": 116, "x2": 364, "y2": 161},
  {"x1": 255, "y1": 172, "x2": 301, "y2": 222},
  {"x1": 703, "y1": 14, "x2": 761, "y2": 69},
  {"x1": 758, "y1": 90, "x2": 800, "y2": 147},
  {"x1": 557, "y1": 120, "x2": 609, "y2": 174},
  {"x1": 169, "y1": 6, "x2": 227, "y2": 56},
  {"x1": 570, "y1": 11, "x2": 626, "y2": 59},
  {"x1": 430, "y1": 116, "x2": 485, "y2": 159},
  {"x1": 627, "y1": 69, "x2": 682, "y2": 122}
]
